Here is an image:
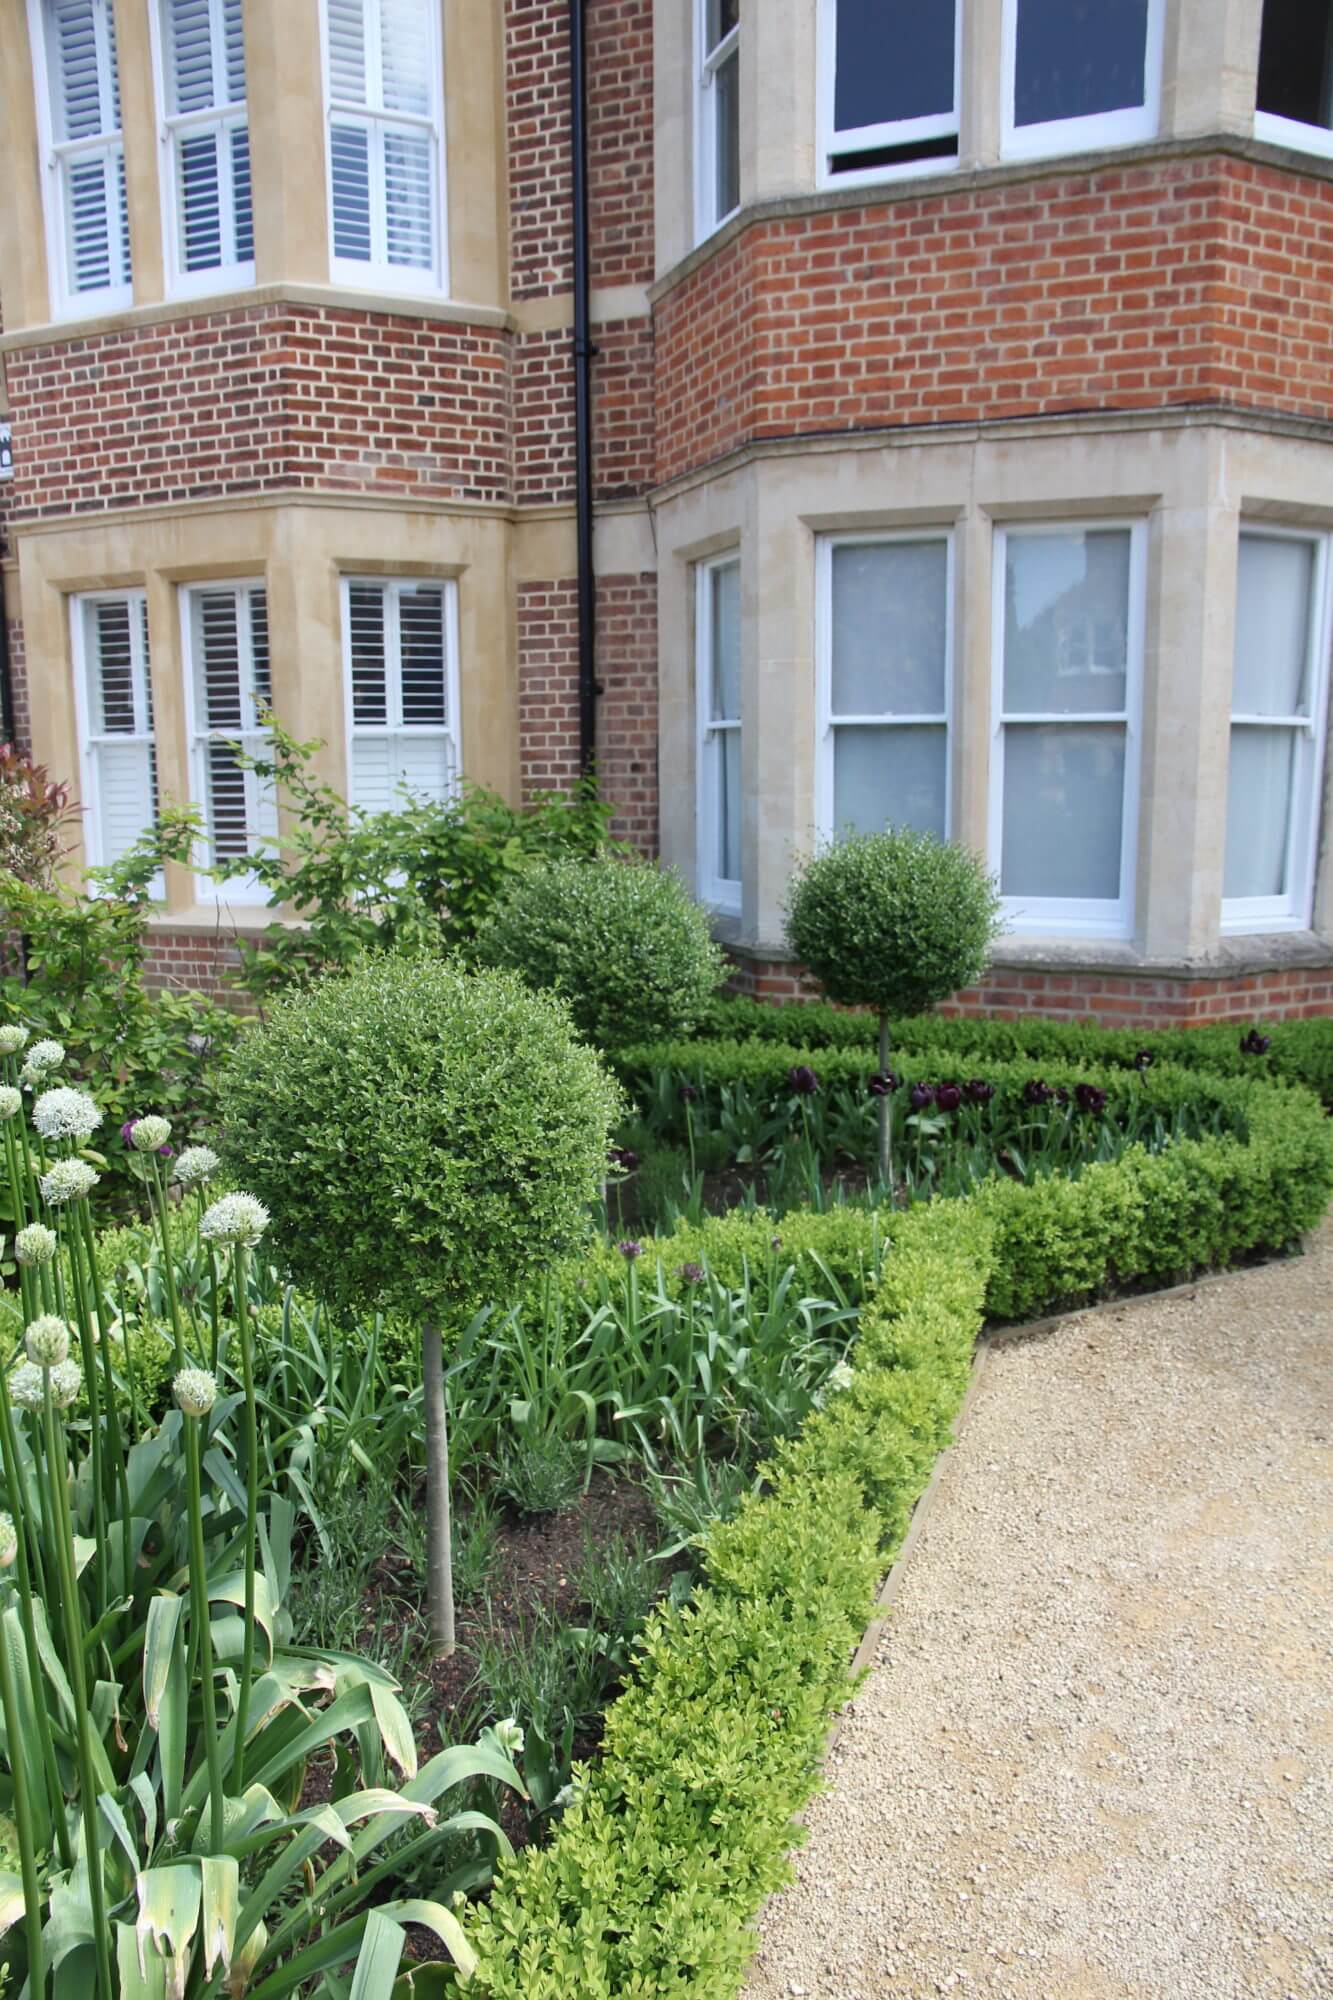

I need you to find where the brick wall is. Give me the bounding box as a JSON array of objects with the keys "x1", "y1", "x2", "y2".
[
  {"x1": 655, "y1": 154, "x2": 1333, "y2": 485},
  {"x1": 518, "y1": 576, "x2": 583, "y2": 800}
]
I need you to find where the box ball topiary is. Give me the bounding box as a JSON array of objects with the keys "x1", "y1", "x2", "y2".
[{"x1": 472, "y1": 855, "x2": 726, "y2": 1048}]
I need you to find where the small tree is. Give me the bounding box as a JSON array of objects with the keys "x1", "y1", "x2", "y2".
[
  {"x1": 217, "y1": 956, "x2": 622, "y2": 1653},
  {"x1": 784, "y1": 829, "x2": 1002, "y2": 1191},
  {"x1": 474, "y1": 855, "x2": 726, "y2": 1048}
]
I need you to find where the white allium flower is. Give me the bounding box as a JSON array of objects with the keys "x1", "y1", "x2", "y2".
[
  {"x1": 826, "y1": 1361, "x2": 855, "y2": 1395},
  {"x1": 0, "y1": 1026, "x2": 30, "y2": 1057},
  {"x1": 24, "y1": 1317, "x2": 71, "y2": 1367},
  {"x1": 173, "y1": 1145, "x2": 220, "y2": 1189},
  {"x1": 49, "y1": 1360, "x2": 82, "y2": 1410},
  {"x1": 199, "y1": 1192, "x2": 269, "y2": 1249},
  {"x1": 130, "y1": 1115, "x2": 172, "y2": 1154},
  {"x1": 0, "y1": 1088, "x2": 20, "y2": 1122},
  {"x1": 492, "y1": 1717, "x2": 525, "y2": 1756},
  {"x1": 40, "y1": 1159, "x2": 100, "y2": 1207},
  {"x1": 173, "y1": 1367, "x2": 218, "y2": 1418},
  {"x1": 0, "y1": 1514, "x2": 16, "y2": 1569},
  {"x1": 15, "y1": 1224, "x2": 57, "y2": 1268},
  {"x1": 32, "y1": 1086, "x2": 102, "y2": 1144},
  {"x1": 25, "y1": 1041, "x2": 64, "y2": 1075},
  {"x1": 8, "y1": 1365, "x2": 44, "y2": 1412}
]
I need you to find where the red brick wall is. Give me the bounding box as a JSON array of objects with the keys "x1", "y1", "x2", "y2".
[
  {"x1": 4, "y1": 609, "x2": 29, "y2": 754},
  {"x1": 518, "y1": 577, "x2": 582, "y2": 801},
  {"x1": 655, "y1": 153, "x2": 1333, "y2": 485},
  {"x1": 5, "y1": 304, "x2": 511, "y2": 520},
  {"x1": 140, "y1": 927, "x2": 245, "y2": 995},
  {"x1": 727, "y1": 953, "x2": 1333, "y2": 1027}
]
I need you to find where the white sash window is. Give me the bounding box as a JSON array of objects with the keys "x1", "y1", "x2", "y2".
[
  {"x1": 819, "y1": 0, "x2": 960, "y2": 184},
  {"x1": 323, "y1": 0, "x2": 446, "y2": 292},
  {"x1": 156, "y1": 0, "x2": 254, "y2": 291},
  {"x1": 33, "y1": 0, "x2": 132, "y2": 315},
  {"x1": 343, "y1": 578, "x2": 460, "y2": 813},
  {"x1": 1001, "y1": 0, "x2": 1163, "y2": 162},
  {"x1": 72, "y1": 592, "x2": 160, "y2": 883},
  {"x1": 184, "y1": 582, "x2": 277, "y2": 898},
  {"x1": 696, "y1": 556, "x2": 742, "y2": 914},
  {"x1": 696, "y1": 0, "x2": 739, "y2": 240}
]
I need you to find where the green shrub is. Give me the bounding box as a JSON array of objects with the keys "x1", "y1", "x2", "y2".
[
  {"x1": 474, "y1": 856, "x2": 726, "y2": 1048},
  {"x1": 498, "y1": 1435, "x2": 584, "y2": 1517}
]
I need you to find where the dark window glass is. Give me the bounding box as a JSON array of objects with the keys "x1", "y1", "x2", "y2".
[
  {"x1": 1014, "y1": 0, "x2": 1149, "y2": 129},
  {"x1": 1257, "y1": 0, "x2": 1333, "y2": 130},
  {"x1": 834, "y1": 0, "x2": 955, "y2": 135}
]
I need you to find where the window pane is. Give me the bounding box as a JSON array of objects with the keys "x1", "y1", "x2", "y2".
[
  {"x1": 399, "y1": 586, "x2": 447, "y2": 724},
  {"x1": 709, "y1": 562, "x2": 740, "y2": 721},
  {"x1": 1257, "y1": 0, "x2": 1333, "y2": 131},
  {"x1": 834, "y1": 0, "x2": 954, "y2": 134},
  {"x1": 66, "y1": 154, "x2": 115, "y2": 291},
  {"x1": 1232, "y1": 535, "x2": 1314, "y2": 717},
  {"x1": 383, "y1": 127, "x2": 433, "y2": 268},
  {"x1": 348, "y1": 585, "x2": 388, "y2": 724},
  {"x1": 714, "y1": 48, "x2": 739, "y2": 218},
  {"x1": 832, "y1": 540, "x2": 948, "y2": 716},
  {"x1": 90, "y1": 600, "x2": 135, "y2": 731},
  {"x1": 1001, "y1": 723, "x2": 1125, "y2": 900},
  {"x1": 716, "y1": 728, "x2": 741, "y2": 882},
  {"x1": 231, "y1": 124, "x2": 254, "y2": 260},
  {"x1": 179, "y1": 130, "x2": 223, "y2": 270},
  {"x1": 50, "y1": 0, "x2": 107, "y2": 140},
  {"x1": 1003, "y1": 529, "x2": 1130, "y2": 715},
  {"x1": 834, "y1": 724, "x2": 947, "y2": 839},
  {"x1": 330, "y1": 124, "x2": 373, "y2": 260},
  {"x1": 379, "y1": 0, "x2": 433, "y2": 117},
  {"x1": 1224, "y1": 727, "x2": 1296, "y2": 900},
  {"x1": 1014, "y1": 0, "x2": 1149, "y2": 128},
  {"x1": 706, "y1": 0, "x2": 738, "y2": 55},
  {"x1": 327, "y1": 0, "x2": 367, "y2": 104},
  {"x1": 166, "y1": 0, "x2": 218, "y2": 114}
]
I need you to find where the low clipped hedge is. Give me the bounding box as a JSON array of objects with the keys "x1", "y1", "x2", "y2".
[
  {"x1": 689, "y1": 994, "x2": 1333, "y2": 1106},
  {"x1": 461, "y1": 1058, "x2": 1333, "y2": 1997}
]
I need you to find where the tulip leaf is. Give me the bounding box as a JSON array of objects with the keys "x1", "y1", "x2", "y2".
[
  {"x1": 116, "y1": 1921, "x2": 167, "y2": 1999},
  {"x1": 369, "y1": 1684, "x2": 417, "y2": 1780},
  {"x1": 206, "y1": 1571, "x2": 278, "y2": 1666},
  {"x1": 0, "y1": 1870, "x2": 24, "y2": 1941},
  {"x1": 348, "y1": 1909, "x2": 405, "y2": 1999},
  {"x1": 200, "y1": 1855, "x2": 239, "y2": 1981},
  {"x1": 377, "y1": 1901, "x2": 477, "y2": 1982},
  {"x1": 135, "y1": 1863, "x2": 201, "y2": 1996}
]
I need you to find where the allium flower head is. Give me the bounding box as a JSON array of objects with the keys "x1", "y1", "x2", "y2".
[
  {"x1": 49, "y1": 1360, "x2": 82, "y2": 1410},
  {"x1": 24, "y1": 1316, "x2": 71, "y2": 1367},
  {"x1": 617, "y1": 1239, "x2": 643, "y2": 1262},
  {"x1": 0, "y1": 1026, "x2": 30, "y2": 1057},
  {"x1": 7, "y1": 1365, "x2": 45, "y2": 1412},
  {"x1": 173, "y1": 1145, "x2": 220, "y2": 1189},
  {"x1": 15, "y1": 1224, "x2": 57, "y2": 1267},
  {"x1": 130, "y1": 1115, "x2": 172, "y2": 1155},
  {"x1": 32, "y1": 1086, "x2": 102, "y2": 1144},
  {"x1": 173, "y1": 1367, "x2": 218, "y2": 1418},
  {"x1": 40, "y1": 1159, "x2": 100, "y2": 1207},
  {"x1": 607, "y1": 1145, "x2": 639, "y2": 1175},
  {"x1": 678, "y1": 1083, "x2": 699, "y2": 1103},
  {"x1": 493, "y1": 1717, "x2": 525, "y2": 1756},
  {"x1": 0, "y1": 1514, "x2": 16, "y2": 1569},
  {"x1": 678, "y1": 1261, "x2": 706, "y2": 1286},
  {"x1": 0, "y1": 1088, "x2": 20, "y2": 1122},
  {"x1": 25, "y1": 1040, "x2": 64, "y2": 1075},
  {"x1": 199, "y1": 1192, "x2": 269, "y2": 1248}
]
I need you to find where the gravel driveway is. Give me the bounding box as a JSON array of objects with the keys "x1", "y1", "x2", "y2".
[{"x1": 744, "y1": 1224, "x2": 1333, "y2": 2000}]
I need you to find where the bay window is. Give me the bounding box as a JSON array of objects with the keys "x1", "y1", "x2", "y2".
[
  {"x1": 696, "y1": 0, "x2": 739, "y2": 239},
  {"x1": 819, "y1": 0, "x2": 960, "y2": 182},
  {"x1": 1002, "y1": 0, "x2": 1163, "y2": 161},
  {"x1": 32, "y1": 0, "x2": 132, "y2": 314},
  {"x1": 343, "y1": 577, "x2": 460, "y2": 813},
  {"x1": 817, "y1": 533, "x2": 952, "y2": 842},
  {"x1": 1222, "y1": 529, "x2": 1331, "y2": 933},
  {"x1": 184, "y1": 581, "x2": 276, "y2": 897},
  {"x1": 323, "y1": 0, "x2": 446, "y2": 291},
  {"x1": 990, "y1": 523, "x2": 1144, "y2": 936},
  {"x1": 696, "y1": 555, "x2": 742, "y2": 913},
  {"x1": 156, "y1": 0, "x2": 254, "y2": 291},
  {"x1": 72, "y1": 591, "x2": 160, "y2": 877},
  {"x1": 1255, "y1": 1, "x2": 1333, "y2": 161}
]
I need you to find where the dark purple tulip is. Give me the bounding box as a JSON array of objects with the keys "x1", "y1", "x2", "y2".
[
  {"x1": 908, "y1": 1082, "x2": 936, "y2": 1112},
  {"x1": 868, "y1": 1070, "x2": 898, "y2": 1097},
  {"x1": 1133, "y1": 1050, "x2": 1154, "y2": 1071},
  {"x1": 1075, "y1": 1082, "x2": 1108, "y2": 1115},
  {"x1": 678, "y1": 1261, "x2": 705, "y2": 1286},
  {"x1": 617, "y1": 1239, "x2": 643, "y2": 1261},
  {"x1": 936, "y1": 1081, "x2": 963, "y2": 1114},
  {"x1": 608, "y1": 1145, "x2": 639, "y2": 1174},
  {"x1": 678, "y1": 1083, "x2": 699, "y2": 1103},
  {"x1": 1023, "y1": 1079, "x2": 1054, "y2": 1106},
  {"x1": 787, "y1": 1065, "x2": 820, "y2": 1096},
  {"x1": 1055, "y1": 1087, "x2": 1070, "y2": 1106},
  {"x1": 1239, "y1": 1029, "x2": 1271, "y2": 1056},
  {"x1": 965, "y1": 1079, "x2": 995, "y2": 1105},
  {"x1": 770, "y1": 1236, "x2": 783, "y2": 1254}
]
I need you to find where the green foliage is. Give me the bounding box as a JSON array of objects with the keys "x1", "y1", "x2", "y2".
[
  {"x1": 784, "y1": 829, "x2": 1002, "y2": 1017},
  {"x1": 474, "y1": 856, "x2": 727, "y2": 1048},
  {"x1": 497, "y1": 1435, "x2": 584, "y2": 1517},
  {"x1": 0, "y1": 742, "x2": 76, "y2": 888},
  {"x1": 214, "y1": 721, "x2": 616, "y2": 999},
  {"x1": 217, "y1": 956, "x2": 623, "y2": 1323}
]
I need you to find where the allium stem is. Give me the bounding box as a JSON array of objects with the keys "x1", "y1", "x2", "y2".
[
  {"x1": 60, "y1": 1216, "x2": 109, "y2": 1623},
  {"x1": 422, "y1": 1320, "x2": 455, "y2": 1657},
  {"x1": 147, "y1": 1159, "x2": 188, "y2": 1372},
  {"x1": 0, "y1": 1372, "x2": 70, "y2": 1868},
  {"x1": 877, "y1": 1012, "x2": 894, "y2": 1198},
  {"x1": 232, "y1": 1243, "x2": 259, "y2": 1792},
  {"x1": 182, "y1": 1411, "x2": 226, "y2": 1852},
  {"x1": 77, "y1": 1205, "x2": 133, "y2": 1600},
  {"x1": 0, "y1": 1581, "x2": 45, "y2": 2000}
]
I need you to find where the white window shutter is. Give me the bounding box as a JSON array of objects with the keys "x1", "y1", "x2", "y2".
[
  {"x1": 191, "y1": 583, "x2": 272, "y2": 868},
  {"x1": 46, "y1": 0, "x2": 131, "y2": 299},
  {"x1": 345, "y1": 579, "x2": 457, "y2": 813},
  {"x1": 80, "y1": 592, "x2": 158, "y2": 872},
  {"x1": 162, "y1": 0, "x2": 253, "y2": 276},
  {"x1": 325, "y1": 0, "x2": 440, "y2": 282}
]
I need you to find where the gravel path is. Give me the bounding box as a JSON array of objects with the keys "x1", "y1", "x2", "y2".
[{"x1": 744, "y1": 1226, "x2": 1333, "y2": 2000}]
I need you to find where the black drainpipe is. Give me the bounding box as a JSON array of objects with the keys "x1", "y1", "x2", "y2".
[{"x1": 570, "y1": 0, "x2": 598, "y2": 776}]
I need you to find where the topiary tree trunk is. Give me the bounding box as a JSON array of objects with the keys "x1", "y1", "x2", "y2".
[
  {"x1": 422, "y1": 1321, "x2": 456, "y2": 1657},
  {"x1": 878, "y1": 1012, "x2": 893, "y2": 1194}
]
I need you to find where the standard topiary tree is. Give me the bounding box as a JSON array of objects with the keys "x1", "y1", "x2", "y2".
[
  {"x1": 217, "y1": 955, "x2": 622, "y2": 1654},
  {"x1": 784, "y1": 829, "x2": 1002, "y2": 1191},
  {"x1": 472, "y1": 855, "x2": 726, "y2": 1049}
]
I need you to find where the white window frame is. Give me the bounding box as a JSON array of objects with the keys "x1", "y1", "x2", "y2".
[
  {"x1": 695, "y1": 0, "x2": 740, "y2": 243},
  {"x1": 988, "y1": 518, "x2": 1146, "y2": 940},
  {"x1": 814, "y1": 529, "x2": 955, "y2": 846},
  {"x1": 28, "y1": 0, "x2": 133, "y2": 320},
  {"x1": 340, "y1": 574, "x2": 462, "y2": 813},
  {"x1": 319, "y1": 0, "x2": 449, "y2": 297},
  {"x1": 1000, "y1": 0, "x2": 1164, "y2": 163},
  {"x1": 1221, "y1": 525, "x2": 1332, "y2": 937},
  {"x1": 1253, "y1": 2, "x2": 1333, "y2": 162},
  {"x1": 180, "y1": 577, "x2": 274, "y2": 904},
  {"x1": 69, "y1": 588, "x2": 163, "y2": 893},
  {"x1": 695, "y1": 553, "x2": 742, "y2": 917},
  {"x1": 816, "y1": 0, "x2": 961, "y2": 189},
  {"x1": 148, "y1": 0, "x2": 255, "y2": 300}
]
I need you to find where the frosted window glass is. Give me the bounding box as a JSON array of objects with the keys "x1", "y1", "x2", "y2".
[
  {"x1": 1232, "y1": 535, "x2": 1314, "y2": 717},
  {"x1": 1003, "y1": 530, "x2": 1129, "y2": 715},
  {"x1": 1224, "y1": 727, "x2": 1296, "y2": 900},
  {"x1": 1001, "y1": 723, "x2": 1125, "y2": 900},
  {"x1": 832, "y1": 541, "x2": 948, "y2": 716},
  {"x1": 710, "y1": 561, "x2": 740, "y2": 720},
  {"x1": 834, "y1": 725, "x2": 947, "y2": 839}
]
